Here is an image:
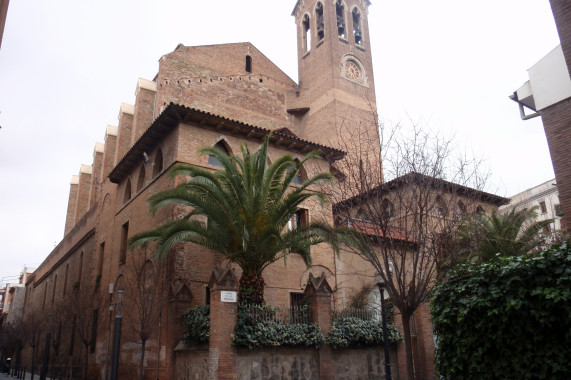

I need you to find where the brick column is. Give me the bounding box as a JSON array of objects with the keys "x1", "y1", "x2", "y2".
[
  {"x1": 208, "y1": 267, "x2": 239, "y2": 380},
  {"x1": 304, "y1": 273, "x2": 334, "y2": 380}
]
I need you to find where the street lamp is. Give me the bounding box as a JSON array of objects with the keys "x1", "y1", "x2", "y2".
[
  {"x1": 110, "y1": 288, "x2": 124, "y2": 380},
  {"x1": 104, "y1": 283, "x2": 114, "y2": 380},
  {"x1": 39, "y1": 314, "x2": 54, "y2": 380},
  {"x1": 375, "y1": 274, "x2": 392, "y2": 380}
]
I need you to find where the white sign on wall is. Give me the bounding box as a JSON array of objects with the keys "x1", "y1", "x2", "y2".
[{"x1": 221, "y1": 290, "x2": 237, "y2": 303}]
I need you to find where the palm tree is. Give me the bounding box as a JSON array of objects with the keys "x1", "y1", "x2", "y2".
[
  {"x1": 129, "y1": 135, "x2": 337, "y2": 304},
  {"x1": 458, "y1": 206, "x2": 553, "y2": 263}
]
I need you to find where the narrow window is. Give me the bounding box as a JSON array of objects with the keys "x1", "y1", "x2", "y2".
[
  {"x1": 555, "y1": 204, "x2": 562, "y2": 216},
  {"x1": 245, "y1": 55, "x2": 252, "y2": 73},
  {"x1": 455, "y1": 201, "x2": 466, "y2": 217},
  {"x1": 476, "y1": 205, "x2": 484, "y2": 214},
  {"x1": 78, "y1": 251, "x2": 84, "y2": 288},
  {"x1": 153, "y1": 148, "x2": 163, "y2": 178},
  {"x1": 382, "y1": 198, "x2": 395, "y2": 218},
  {"x1": 205, "y1": 286, "x2": 211, "y2": 305},
  {"x1": 119, "y1": 222, "x2": 129, "y2": 265},
  {"x1": 98, "y1": 242, "x2": 105, "y2": 276},
  {"x1": 352, "y1": 8, "x2": 362, "y2": 45},
  {"x1": 289, "y1": 160, "x2": 305, "y2": 185},
  {"x1": 136, "y1": 166, "x2": 146, "y2": 192},
  {"x1": 52, "y1": 274, "x2": 57, "y2": 304},
  {"x1": 543, "y1": 223, "x2": 552, "y2": 233},
  {"x1": 90, "y1": 309, "x2": 99, "y2": 353},
  {"x1": 434, "y1": 196, "x2": 447, "y2": 217},
  {"x1": 302, "y1": 14, "x2": 311, "y2": 53},
  {"x1": 56, "y1": 321, "x2": 62, "y2": 355},
  {"x1": 208, "y1": 141, "x2": 230, "y2": 167},
  {"x1": 63, "y1": 264, "x2": 69, "y2": 297},
  {"x1": 289, "y1": 208, "x2": 309, "y2": 230},
  {"x1": 336, "y1": 0, "x2": 346, "y2": 38},
  {"x1": 123, "y1": 179, "x2": 132, "y2": 203},
  {"x1": 69, "y1": 314, "x2": 76, "y2": 356},
  {"x1": 316, "y1": 2, "x2": 324, "y2": 41},
  {"x1": 42, "y1": 282, "x2": 48, "y2": 309},
  {"x1": 539, "y1": 201, "x2": 547, "y2": 214}
]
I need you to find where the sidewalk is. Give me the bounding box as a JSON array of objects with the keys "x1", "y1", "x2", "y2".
[{"x1": 0, "y1": 372, "x2": 33, "y2": 380}]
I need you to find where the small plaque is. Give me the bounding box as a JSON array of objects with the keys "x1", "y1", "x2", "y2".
[{"x1": 221, "y1": 291, "x2": 237, "y2": 303}]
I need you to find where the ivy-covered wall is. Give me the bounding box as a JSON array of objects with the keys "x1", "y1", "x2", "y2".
[{"x1": 431, "y1": 244, "x2": 571, "y2": 379}]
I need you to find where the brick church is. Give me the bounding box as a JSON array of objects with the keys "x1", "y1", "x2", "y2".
[{"x1": 19, "y1": 1, "x2": 506, "y2": 379}]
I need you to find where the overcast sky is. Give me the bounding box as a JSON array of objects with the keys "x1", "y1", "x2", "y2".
[{"x1": 0, "y1": 0, "x2": 561, "y2": 283}]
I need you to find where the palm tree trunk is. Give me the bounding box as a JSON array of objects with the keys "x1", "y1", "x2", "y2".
[
  {"x1": 139, "y1": 340, "x2": 146, "y2": 380},
  {"x1": 238, "y1": 274, "x2": 265, "y2": 304},
  {"x1": 401, "y1": 313, "x2": 416, "y2": 380}
]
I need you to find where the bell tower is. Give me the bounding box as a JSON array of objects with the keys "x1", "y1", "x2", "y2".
[{"x1": 291, "y1": 0, "x2": 380, "y2": 162}]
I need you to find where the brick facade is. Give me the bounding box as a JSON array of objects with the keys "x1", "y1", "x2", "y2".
[{"x1": 18, "y1": 1, "x2": 507, "y2": 379}]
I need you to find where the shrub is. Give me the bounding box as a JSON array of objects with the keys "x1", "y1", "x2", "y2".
[
  {"x1": 183, "y1": 305, "x2": 210, "y2": 344},
  {"x1": 233, "y1": 305, "x2": 324, "y2": 349},
  {"x1": 431, "y1": 244, "x2": 571, "y2": 379},
  {"x1": 326, "y1": 317, "x2": 403, "y2": 349}
]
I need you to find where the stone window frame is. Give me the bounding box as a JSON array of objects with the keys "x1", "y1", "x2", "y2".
[{"x1": 339, "y1": 54, "x2": 369, "y2": 87}]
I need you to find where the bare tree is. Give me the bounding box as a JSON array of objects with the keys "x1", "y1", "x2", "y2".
[
  {"x1": 20, "y1": 305, "x2": 45, "y2": 376},
  {"x1": 327, "y1": 118, "x2": 500, "y2": 380},
  {"x1": 122, "y1": 248, "x2": 167, "y2": 380},
  {"x1": 61, "y1": 284, "x2": 105, "y2": 380}
]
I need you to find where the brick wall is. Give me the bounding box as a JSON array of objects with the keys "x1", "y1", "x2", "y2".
[{"x1": 540, "y1": 98, "x2": 571, "y2": 229}]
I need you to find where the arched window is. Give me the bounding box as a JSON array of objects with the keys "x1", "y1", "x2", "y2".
[
  {"x1": 434, "y1": 195, "x2": 448, "y2": 217},
  {"x1": 290, "y1": 159, "x2": 306, "y2": 185},
  {"x1": 302, "y1": 14, "x2": 311, "y2": 53},
  {"x1": 382, "y1": 198, "x2": 395, "y2": 218},
  {"x1": 208, "y1": 141, "x2": 230, "y2": 167},
  {"x1": 476, "y1": 205, "x2": 484, "y2": 214},
  {"x1": 245, "y1": 55, "x2": 252, "y2": 73},
  {"x1": 352, "y1": 7, "x2": 362, "y2": 45},
  {"x1": 123, "y1": 179, "x2": 132, "y2": 203},
  {"x1": 316, "y1": 2, "x2": 324, "y2": 41},
  {"x1": 136, "y1": 166, "x2": 146, "y2": 192},
  {"x1": 336, "y1": 0, "x2": 346, "y2": 38},
  {"x1": 455, "y1": 201, "x2": 466, "y2": 217},
  {"x1": 153, "y1": 148, "x2": 163, "y2": 178},
  {"x1": 42, "y1": 281, "x2": 48, "y2": 309}
]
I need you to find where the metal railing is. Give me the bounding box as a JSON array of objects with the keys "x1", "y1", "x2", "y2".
[
  {"x1": 241, "y1": 304, "x2": 310, "y2": 325},
  {"x1": 333, "y1": 307, "x2": 381, "y2": 321}
]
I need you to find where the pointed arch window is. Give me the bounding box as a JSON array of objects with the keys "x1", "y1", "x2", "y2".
[
  {"x1": 352, "y1": 8, "x2": 362, "y2": 45},
  {"x1": 382, "y1": 198, "x2": 395, "y2": 218},
  {"x1": 302, "y1": 14, "x2": 312, "y2": 53},
  {"x1": 52, "y1": 274, "x2": 57, "y2": 304},
  {"x1": 455, "y1": 201, "x2": 466, "y2": 218},
  {"x1": 336, "y1": 0, "x2": 346, "y2": 38},
  {"x1": 245, "y1": 55, "x2": 252, "y2": 73},
  {"x1": 208, "y1": 141, "x2": 230, "y2": 167},
  {"x1": 290, "y1": 159, "x2": 306, "y2": 185},
  {"x1": 316, "y1": 2, "x2": 324, "y2": 41},
  {"x1": 434, "y1": 195, "x2": 448, "y2": 217},
  {"x1": 136, "y1": 166, "x2": 146, "y2": 192},
  {"x1": 123, "y1": 179, "x2": 132, "y2": 203},
  {"x1": 153, "y1": 149, "x2": 163, "y2": 178}
]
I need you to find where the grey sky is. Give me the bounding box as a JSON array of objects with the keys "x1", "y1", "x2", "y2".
[{"x1": 0, "y1": 0, "x2": 561, "y2": 282}]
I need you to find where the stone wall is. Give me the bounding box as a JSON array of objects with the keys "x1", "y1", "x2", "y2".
[{"x1": 236, "y1": 348, "x2": 319, "y2": 380}]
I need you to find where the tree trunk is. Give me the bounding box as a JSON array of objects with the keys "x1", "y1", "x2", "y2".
[
  {"x1": 401, "y1": 313, "x2": 416, "y2": 380},
  {"x1": 83, "y1": 344, "x2": 89, "y2": 380},
  {"x1": 238, "y1": 274, "x2": 265, "y2": 304},
  {"x1": 139, "y1": 339, "x2": 146, "y2": 380}
]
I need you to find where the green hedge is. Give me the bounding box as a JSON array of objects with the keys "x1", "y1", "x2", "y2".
[
  {"x1": 233, "y1": 305, "x2": 324, "y2": 349},
  {"x1": 183, "y1": 305, "x2": 210, "y2": 344},
  {"x1": 326, "y1": 317, "x2": 403, "y2": 349},
  {"x1": 431, "y1": 244, "x2": 571, "y2": 379}
]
